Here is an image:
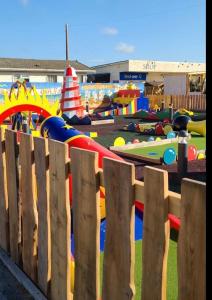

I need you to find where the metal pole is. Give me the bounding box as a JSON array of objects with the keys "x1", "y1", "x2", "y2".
[
  {"x1": 177, "y1": 142, "x2": 188, "y2": 181},
  {"x1": 65, "y1": 24, "x2": 69, "y2": 66}
]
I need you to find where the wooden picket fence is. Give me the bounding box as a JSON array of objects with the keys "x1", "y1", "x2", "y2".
[
  {"x1": 0, "y1": 128, "x2": 206, "y2": 300},
  {"x1": 147, "y1": 94, "x2": 206, "y2": 111}
]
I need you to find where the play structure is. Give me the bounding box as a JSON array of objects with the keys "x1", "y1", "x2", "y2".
[
  {"x1": 173, "y1": 115, "x2": 206, "y2": 136},
  {"x1": 133, "y1": 106, "x2": 206, "y2": 122},
  {"x1": 0, "y1": 81, "x2": 60, "y2": 125},
  {"x1": 123, "y1": 114, "x2": 206, "y2": 138},
  {"x1": 133, "y1": 107, "x2": 173, "y2": 121},
  {"x1": 112, "y1": 82, "x2": 141, "y2": 105},
  {"x1": 123, "y1": 120, "x2": 173, "y2": 136}
]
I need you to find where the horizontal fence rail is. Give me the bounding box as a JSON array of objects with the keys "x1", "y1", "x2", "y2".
[
  {"x1": 147, "y1": 94, "x2": 206, "y2": 111},
  {"x1": 0, "y1": 128, "x2": 206, "y2": 300}
]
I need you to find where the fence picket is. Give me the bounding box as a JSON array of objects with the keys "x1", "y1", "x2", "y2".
[
  {"x1": 34, "y1": 137, "x2": 51, "y2": 296},
  {"x1": 49, "y1": 140, "x2": 72, "y2": 300},
  {"x1": 142, "y1": 166, "x2": 170, "y2": 300},
  {"x1": 71, "y1": 148, "x2": 100, "y2": 300},
  {"x1": 5, "y1": 130, "x2": 21, "y2": 264},
  {"x1": 178, "y1": 179, "x2": 206, "y2": 300},
  {"x1": 102, "y1": 158, "x2": 135, "y2": 300},
  {"x1": 0, "y1": 128, "x2": 9, "y2": 252},
  {"x1": 19, "y1": 133, "x2": 38, "y2": 281}
]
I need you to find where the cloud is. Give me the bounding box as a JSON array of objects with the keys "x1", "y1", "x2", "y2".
[
  {"x1": 20, "y1": 0, "x2": 29, "y2": 6},
  {"x1": 115, "y1": 42, "x2": 135, "y2": 54},
  {"x1": 102, "y1": 27, "x2": 118, "y2": 36}
]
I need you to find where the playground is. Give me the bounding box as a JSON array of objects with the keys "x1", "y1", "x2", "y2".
[{"x1": 0, "y1": 31, "x2": 206, "y2": 300}]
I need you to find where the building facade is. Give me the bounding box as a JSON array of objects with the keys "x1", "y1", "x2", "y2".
[
  {"x1": 0, "y1": 58, "x2": 95, "y2": 83},
  {"x1": 90, "y1": 60, "x2": 206, "y2": 94}
]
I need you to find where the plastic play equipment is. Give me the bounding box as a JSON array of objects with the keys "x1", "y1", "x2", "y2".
[
  {"x1": 40, "y1": 116, "x2": 122, "y2": 170},
  {"x1": 60, "y1": 25, "x2": 83, "y2": 119},
  {"x1": 173, "y1": 115, "x2": 206, "y2": 137},
  {"x1": 167, "y1": 131, "x2": 176, "y2": 139},
  {"x1": 113, "y1": 82, "x2": 140, "y2": 105},
  {"x1": 188, "y1": 145, "x2": 198, "y2": 161},
  {"x1": 124, "y1": 120, "x2": 174, "y2": 136},
  {"x1": 113, "y1": 136, "x2": 126, "y2": 146},
  {"x1": 163, "y1": 148, "x2": 177, "y2": 165},
  {"x1": 60, "y1": 65, "x2": 84, "y2": 119},
  {"x1": 133, "y1": 108, "x2": 171, "y2": 121},
  {"x1": 0, "y1": 81, "x2": 59, "y2": 125}
]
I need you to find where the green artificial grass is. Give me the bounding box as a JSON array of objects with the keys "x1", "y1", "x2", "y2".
[
  {"x1": 122, "y1": 136, "x2": 206, "y2": 159},
  {"x1": 100, "y1": 238, "x2": 178, "y2": 299},
  {"x1": 95, "y1": 131, "x2": 153, "y2": 148}
]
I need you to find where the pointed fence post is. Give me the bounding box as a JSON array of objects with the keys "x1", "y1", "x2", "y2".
[{"x1": 142, "y1": 166, "x2": 170, "y2": 300}]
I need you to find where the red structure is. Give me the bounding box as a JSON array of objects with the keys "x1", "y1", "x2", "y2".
[
  {"x1": 0, "y1": 104, "x2": 51, "y2": 125},
  {"x1": 60, "y1": 66, "x2": 84, "y2": 119}
]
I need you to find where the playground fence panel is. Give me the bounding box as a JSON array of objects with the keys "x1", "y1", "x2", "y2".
[
  {"x1": 34, "y1": 137, "x2": 51, "y2": 296},
  {"x1": 48, "y1": 139, "x2": 71, "y2": 300},
  {"x1": 102, "y1": 157, "x2": 135, "y2": 300},
  {"x1": 147, "y1": 94, "x2": 206, "y2": 111},
  {"x1": 142, "y1": 167, "x2": 170, "y2": 300},
  {"x1": 19, "y1": 133, "x2": 38, "y2": 281},
  {"x1": 4, "y1": 129, "x2": 21, "y2": 265},
  {"x1": 0, "y1": 128, "x2": 9, "y2": 252},
  {"x1": 0, "y1": 129, "x2": 206, "y2": 300},
  {"x1": 71, "y1": 147, "x2": 100, "y2": 300}
]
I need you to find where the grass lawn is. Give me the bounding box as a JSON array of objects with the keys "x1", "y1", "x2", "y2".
[
  {"x1": 100, "y1": 238, "x2": 178, "y2": 299},
  {"x1": 122, "y1": 136, "x2": 206, "y2": 159}
]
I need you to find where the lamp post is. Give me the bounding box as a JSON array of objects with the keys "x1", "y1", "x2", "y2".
[{"x1": 177, "y1": 130, "x2": 189, "y2": 181}]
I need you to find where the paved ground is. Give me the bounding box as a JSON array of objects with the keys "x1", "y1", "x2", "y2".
[{"x1": 0, "y1": 259, "x2": 33, "y2": 300}]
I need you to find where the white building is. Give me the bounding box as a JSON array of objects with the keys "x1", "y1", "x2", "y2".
[
  {"x1": 0, "y1": 58, "x2": 95, "y2": 83},
  {"x1": 90, "y1": 60, "x2": 206, "y2": 94}
]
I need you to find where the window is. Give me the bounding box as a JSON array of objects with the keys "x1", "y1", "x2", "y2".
[
  {"x1": 47, "y1": 75, "x2": 57, "y2": 83},
  {"x1": 87, "y1": 73, "x2": 110, "y2": 83}
]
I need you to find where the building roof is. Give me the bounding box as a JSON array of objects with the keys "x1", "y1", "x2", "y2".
[
  {"x1": 91, "y1": 60, "x2": 128, "y2": 69},
  {"x1": 0, "y1": 58, "x2": 95, "y2": 73}
]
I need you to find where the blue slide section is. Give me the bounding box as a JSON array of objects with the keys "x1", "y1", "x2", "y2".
[{"x1": 71, "y1": 208, "x2": 143, "y2": 255}]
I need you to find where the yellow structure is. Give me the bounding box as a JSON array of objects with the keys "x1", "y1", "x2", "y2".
[
  {"x1": 0, "y1": 83, "x2": 60, "y2": 122},
  {"x1": 187, "y1": 120, "x2": 206, "y2": 137}
]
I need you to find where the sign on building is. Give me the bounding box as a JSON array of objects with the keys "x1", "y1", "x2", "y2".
[{"x1": 120, "y1": 72, "x2": 147, "y2": 81}]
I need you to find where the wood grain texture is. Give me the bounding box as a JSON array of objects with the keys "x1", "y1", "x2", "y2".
[
  {"x1": 0, "y1": 128, "x2": 9, "y2": 252},
  {"x1": 102, "y1": 157, "x2": 135, "y2": 300},
  {"x1": 142, "y1": 166, "x2": 170, "y2": 300},
  {"x1": 49, "y1": 139, "x2": 72, "y2": 300},
  {"x1": 19, "y1": 133, "x2": 38, "y2": 281},
  {"x1": 71, "y1": 147, "x2": 100, "y2": 300},
  {"x1": 34, "y1": 137, "x2": 50, "y2": 296},
  {"x1": 178, "y1": 179, "x2": 206, "y2": 300},
  {"x1": 5, "y1": 130, "x2": 21, "y2": 264}
]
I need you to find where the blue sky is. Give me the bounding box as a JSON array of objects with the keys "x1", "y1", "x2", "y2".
[{"x1": 0, "y1": 0, "x2": 205, "y2": 66}]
